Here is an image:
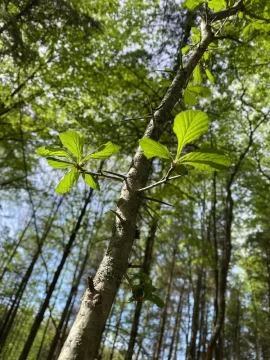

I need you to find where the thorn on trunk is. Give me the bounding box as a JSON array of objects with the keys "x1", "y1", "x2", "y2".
[{"x1": 88, "y1": 276, "x2": 95, "y2": 293}]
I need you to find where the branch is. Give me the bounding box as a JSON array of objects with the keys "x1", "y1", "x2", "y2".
[
  {"x1": 138, "y1": 166, "x2": 184, "y2": 193},
  {"x1": 141, "y1": 196, "x2": 173, "y2": 207},
  {"x1": 84, "y1": 170, "x2": 124, "y2": 182},
  {"x1": 215, "y1": 35, "x2": 244, "y2": 44},
  {"x1": 209, "y1": 0, "x2": 245, "y2": 22}
]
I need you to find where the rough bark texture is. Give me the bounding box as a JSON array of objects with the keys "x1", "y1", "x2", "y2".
[{"x1": 58, "y1": 4, "x2": 244, "y2": 359}]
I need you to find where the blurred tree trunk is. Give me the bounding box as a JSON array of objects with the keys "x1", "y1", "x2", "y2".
[
  {"x1": 153, "y1": 246, "x2": 177, "y2": 360},
  {"x1": 0, "y1": 198, "x2": 63, "y2": 351},
  {"x1": 125, "y1": 217, "x2": 158, "y2": 360},
  {"x1": 19, "y1": 188, "x2": 93, "y2": 360}
]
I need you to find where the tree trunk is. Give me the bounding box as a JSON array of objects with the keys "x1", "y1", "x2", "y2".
[
  {"x1": 109, "y1": 304, "x2": 124, "y2": 360},
  {"x1": 168, "y1": 286, "x2": 184, "y2": 360},
  {"x1": 153, "y1": 246, "x2": 177, "y2": 360},
  {"x1": 187, "y1": 273, "x2": 202, "y2": 360},
  {"x1": 125, "y1": 218, "x2": 158, "y2": 360},
  {"x1": 0, "y1": 198, "x2": 62, "y2": 350},
  {"x1": 18, "y1": 189, "x2": 93, "y2": 360},
  {"x1": 47, "y1": 222, "x2": 95, "y2": 360},
  {"x1": 58, "y1": 5, "x2": 243, "y2": 359}
]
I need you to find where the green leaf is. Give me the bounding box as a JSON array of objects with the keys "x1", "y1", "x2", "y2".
[
  {"x1": 139, "y1": 138, "x2": 172, "y2": 160},
  {"x1": 82, "y1": 142, "x2": 120, "y2": 161},
  {"x1": 179, "y1": 149, "x2": 231, "y2": 171},
  {"x1": 172, "y1": 164, "x2": 188, "y2": 176},
  {"x1": 82, "y1": 173, "x2": 100, "y2": 190},
  {"x1": 47, "y1": 157, "x2": 74, "y2": 169},
  {"x1": 56, "y1": 168, "x2": 80, "y2": 194},
  {"x1": 205, "y1": 69, "x2": 215, "y2": 83},
  {"x1": 173, "y1": 110, "x2": 209, "y2": 159},
  {"x1": 188, "y1": 86, "x2": 211, "y2": 97},
  {"x1": 160, "y1": 79, "x2": 172, "y2": 87},
  {"x1": 59, "y1": 130, "x2": 83, "y2": 161},
  {"x1": 194, "y1": 65, "x2": 202, "y2": 84},
  {"x1": 37, "y1": 147, "x2": 73, "y2": 159},
  {"x1": 207, "y1": 0, "x2": 226, "y2": 11},
  {"x1": 149, "y1": 294, "x2": 165, "y2": 308},
  {"x1": 184, "y1": 89, "x2": 197, "y2": 106},
  {"x1": 183, "y1": 0, "x2": 203, "y2": 10},
  {"x1": 181, "y1": 45, "x2": 190, "y2": 54}
]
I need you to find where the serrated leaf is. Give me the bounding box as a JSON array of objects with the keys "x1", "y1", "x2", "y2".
[
  {"x1": 59, "y1": 130, "x2": 83, "y2": 161},
  {"x1": 149, "y1": 294, "x2": 165, "y2": 308},
  {"x1": 37, "y1": 147, "x2": 73, "y2": 159},
  {"x1": 82, "y1": 173, "x2": 100, "y2": 190},
  {"x1": 194, "y1": 65, "x2": 202, "y2": 84},
  {"x1": 139, "y1": 138, "x2": 172, "y2": 160},
  {"x1": 82, "y1": 142, "x2": 120, "y2": 161},
  {"x1": 47, "y1": 157, "x2": 74, "y2": 169},
  {"x1": 205, "y1": 69, "x2": 215, "y2": 83},
  {"x1": 56, "y1": 168, "x2": 80, "y2": 194},
  {"x1": 173, "y1": 110, "x2": 209, "y2": 159},
  {"x1": 179, "y1": 149, "x2": 231, "y2": 171}
]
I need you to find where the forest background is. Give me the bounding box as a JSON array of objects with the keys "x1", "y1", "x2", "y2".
[{"x1": 0, "y1": 0, "x2": 270, "y2": 359}]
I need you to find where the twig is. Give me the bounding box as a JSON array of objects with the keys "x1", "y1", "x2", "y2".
[
  {"x1": 88, "y1": 276, "x2": 95, "y2": 293},
  {"x1": 84, "y1": 171, "x2": 124, "y2": 182},
  {"x1": 141, "y1": 196, "x2": 173, "y2": 207},
  {"x1": 138, "y1": 166, "x2": 183, "y2": 192},
  {"x1": 110, "y1": 209, "x2": 125, "y2": 223},
  {"x1": 101, "y1": 170, "x2": 127, "y2": 180},
  {"x1": 128, "y1": 264, "x2": 143, "y2": 268}
]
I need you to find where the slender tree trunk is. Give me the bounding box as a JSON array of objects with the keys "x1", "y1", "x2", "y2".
[
  {"x1": 168, "y1": 286, "x2": 184, "y2": 360},
  {"x1": 205, "y1": 109, "x2": 261, "y2": 359},
  {"x1": 0, "y1": 198, "x2": 62, "y2": 350},
  {"x1": 125, "y1": 218, "x2": 158, "y2": 360},
  {"x1": 47, "y1": 226, "x2": 94, "y2": 360},
  {"x1": 109, "y1": 304, "x2": 124, "y2": 360},
  {"x1": 36, "y1": 318, "x2": 50, "y2": 360},
  {"x1": 0, "y1": 211, "x2": 34, "y2": 283},
  {"x1": 187, "y1": 272, "x2": 202, "y2": 360},
  {"x1": 197, "y1": 273, "x2": 206, "y2": 360},
  {"x1": 18, "y1": 189, "x2": 93, "y2": 360},
  {"x1": 60, "y1": 295, "x2": 76, "y2": 349},
  {"x1": 58, "y1": 5, "x2": 243, "y2": 359},
  {"x1": 153, "y1": 246, "x2": 177, "y2": 360}
]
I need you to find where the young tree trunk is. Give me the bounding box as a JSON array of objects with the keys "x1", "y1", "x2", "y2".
[
  {"x1": 0, "y1": 198, "x2": 62, "y2": 350},
  {"x1": 153, "y1": 246, "x2": 177, "y2": 360},
  {"x1": 0, "y1": 211, "x2": 34, "y2": 283},
  {"x1": 58, "y1": 4, "x2": 243, "y2": 359},
  {"x1": 168, "y1": 285, "x2": 185, "y2": 360},
  {"x1": 125, "y1": 218, "x2": 158, "y2": 360},
  {"x1": 187, "y1": 273, "x2": 202, "y2": 360},
  {"x1": 205, "y1": 103, "x2": 262, "y2": 359},
  {"x1": 18, "y1": 189, "x2": 93, "y2": 360},
  {"x1": 109, "y1": 303, "x2": 124, "y2": 360},
  {"x1": 47, "y1": 224, "x2": 95, "y2": 360}
]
